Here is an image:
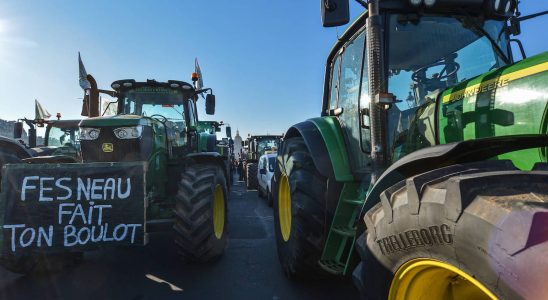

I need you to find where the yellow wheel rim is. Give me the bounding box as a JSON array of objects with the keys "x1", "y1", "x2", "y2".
[
  {"x1": 212, "y1": 184, "x2": 225, "y2": 239},
  {"x1": 389, "y1": 258, "x2": 497, "y2": 300},
  {"x1": 278, "y1": 175, "x2": 292, "y2": 242}
]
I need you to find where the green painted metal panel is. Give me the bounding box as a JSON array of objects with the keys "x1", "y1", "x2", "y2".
[
  {"x1": 309, "y1": 117, "x2": 354, "y2": 182},
  {"x1": 439, "y1": 52, "x2": 548, "y2": 170}
]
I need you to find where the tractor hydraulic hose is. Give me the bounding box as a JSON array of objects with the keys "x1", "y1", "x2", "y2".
[{"x1": 366, "y1": 0, "x2": 388, "y2": 183}]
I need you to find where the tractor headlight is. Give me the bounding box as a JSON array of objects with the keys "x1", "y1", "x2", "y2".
[
  {"x1": 113, "y1": 126, "x2": 143, "y2": 139},
  {"x1": 79, "y1": 127, "x2": 101, "y2": 140}
]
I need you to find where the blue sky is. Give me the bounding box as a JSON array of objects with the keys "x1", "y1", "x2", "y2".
[{"x1": 0, "y1": 1, "x2": 546, "y2": 138}]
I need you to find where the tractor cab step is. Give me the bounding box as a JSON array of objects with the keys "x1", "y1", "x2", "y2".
[
  {"x1": 320, "y1": 182, "x2": 365, "y2": 276},
  {"x1": 318, "y1": 260, "x2": 346, "y2": 275},
  {"x1": 332, "y1": 226, "x2": 356, "y2": 237}
]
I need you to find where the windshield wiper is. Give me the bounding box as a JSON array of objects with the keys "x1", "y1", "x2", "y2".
[{"x1": 458, "y1": 13, "x2": 511, "y2": 65}]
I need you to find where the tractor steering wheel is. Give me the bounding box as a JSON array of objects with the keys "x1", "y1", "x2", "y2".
[
  {"x1": 149, "y1": 114, "x2": 167, "y2": 124},
  {"x1": 412, "y1": 61, "x2": 460, "y2": 83}
]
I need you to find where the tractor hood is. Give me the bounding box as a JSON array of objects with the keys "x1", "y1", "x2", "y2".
[
  {"x1": 437, "y1": 51, "x2": 548, "y2": 169},
  {"x1": 79, "y1": 115, "x2": 154, "y2": 127}
]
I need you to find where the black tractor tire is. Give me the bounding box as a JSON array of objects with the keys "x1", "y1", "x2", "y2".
[
  {"x1": 353, "y1": 161, "x2": 548, "y2": 300},
  {"x1": 273, "y1": 137, "x2": 328, "y2": 279},
  {"x1": 246, "y1": 163, "x2": 258, "y2": 190},
  {"x1": 173, "y1": 163, "x2": 228, "y2": 263}
]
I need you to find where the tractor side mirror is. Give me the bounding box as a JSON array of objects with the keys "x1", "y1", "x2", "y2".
[
  {"x1": 260, "y1": 169, "x2": 267, "y2": 175},
  {"x1": 13, "y1": 122, "x2": 23, "y2": 139},
  {"x1": 205, "y1": 94, "x2": 215, "y2": 115},
  {"x1": 321, "y1": 0, "x2": 350, "y2": 27},
  {"x1": 226, "y1": 126, "x2": 232, "y2": 138},
  {"x1": 241, "y1": 141, "x2": 244, "y2": 147}
]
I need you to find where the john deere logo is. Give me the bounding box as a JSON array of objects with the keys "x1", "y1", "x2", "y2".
[{"x1": 102, "y1": 143, "x2": 114, "y2": 153}]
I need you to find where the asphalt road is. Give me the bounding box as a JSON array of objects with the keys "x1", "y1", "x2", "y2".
[{"x1": 0, "y1": 177, "x2": 358, "y2": 300}]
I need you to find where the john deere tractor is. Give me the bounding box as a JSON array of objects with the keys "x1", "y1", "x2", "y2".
[
  {"x1": 0, "y1": 117, "x2": 82, "y2": 176},
  {"x1": 272, "y1": 1, "x2": 548, "y2": 299},
  {"x1": 197, "y1": 120, "x2": 234, "y2": 186},
  {"x1": 243, "y1": 135, "x2": 282, "y2": 190},
  {"x1": 0, "y1": 58, "x2": 229, "y2": 273}
]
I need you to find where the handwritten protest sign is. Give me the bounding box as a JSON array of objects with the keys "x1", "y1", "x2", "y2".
[{"x1": 0, "y1": 162, "x2": 146, "y2": 255}]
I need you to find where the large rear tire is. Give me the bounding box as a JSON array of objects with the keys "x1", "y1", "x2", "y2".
[
  {"x1": 246, "y1": 163, "x2": 258, "y2": 190},
  {"x1": 273, "y1": 137, "x2": 328, "y2": 279},
  {"x1": 173, "y1": 163, "x2": 228, "y2": 262},
  {"x1": 353, "y1": 161, "x2": 548, "y2": 300}
]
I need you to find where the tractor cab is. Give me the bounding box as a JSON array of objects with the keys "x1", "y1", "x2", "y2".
[
  {"x1": 319, "y1": 0, "x2": 542, "y2": 175},
  {"x1": 248, "y1": 135, "x2": 283, "y2": 160},
  {"x1": 79, "y1": 79, "x2": 216, "y2": 163}
]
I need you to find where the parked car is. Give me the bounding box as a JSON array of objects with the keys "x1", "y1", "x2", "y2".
[{"x1": 257, "y1": 152, "x2": 276, "y2": 206}]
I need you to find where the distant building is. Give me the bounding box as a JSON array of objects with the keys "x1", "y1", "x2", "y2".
[
  {"x1": 0, "y1": 119, "x2": 28, "y2": 142},
  {"x1": 233, "y1": 129, "x2": 243, "y2": 160}
]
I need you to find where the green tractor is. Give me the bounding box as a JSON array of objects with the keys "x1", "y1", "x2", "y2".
[
  {"x1": 0, "y1": 57, "x2": 229, "y2": 273},
  {"x1": 0, "y1": 117, "x2": 82, "y2": 175},
  {"x1": 14, "y1": 118, "x2": 82, "y2": 159},
  {"x1": 273, "y1": 0, "x2": 548, "y2": 299},
  {"x1": 197, "y1": 120, "x2": 235, "y2": 186},
  {"x1": 242, "y1": 135, "x2": 282, "y2": 190}
]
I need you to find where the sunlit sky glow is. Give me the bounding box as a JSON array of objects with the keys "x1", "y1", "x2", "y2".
[{"x1": 0, "y1": 1, "x2": 546, "y2": 138}]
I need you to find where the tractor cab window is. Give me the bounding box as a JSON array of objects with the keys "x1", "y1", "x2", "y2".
[
  {"x1": 187, "y1": 100, "x2": 197, "y2": 127},
  {"x1": 334, "y1": 29, "x2": 371, "y2": 174},
  {"x1": 329, "y1": 55, "x2": 341, "y2": 111},
  {"x1": 386, "y1": 14, "x2": 509, "y2": 162},
  {"x1": 121, "y1": 87, "x2": 187, "y2": 146},
  {"x1": 48, "y1": 126, "x2": 80, "y2": 148},
  {"x1": 47, "y1": 125, "x2": 80, "y2": 156}
]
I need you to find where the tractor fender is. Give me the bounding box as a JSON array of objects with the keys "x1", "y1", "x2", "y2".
[
  {"x1": 284, "y1": 117, "x2": 353, "y2": 182},
  {"x1": 0, "y1": 137, "x2": 32, "y2": 159},
  {"x1": 363, "y1": 134, "x2": 548, "y2": 215}
]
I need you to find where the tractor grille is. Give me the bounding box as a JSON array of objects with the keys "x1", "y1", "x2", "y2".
[{"x1": 81, "y1": 126, "x2": 153, "y2": 162}]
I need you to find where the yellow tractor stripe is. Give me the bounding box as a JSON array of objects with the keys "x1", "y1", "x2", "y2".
[{"x1": 442, "y1": 62, "x2": 548, "y2": 103}]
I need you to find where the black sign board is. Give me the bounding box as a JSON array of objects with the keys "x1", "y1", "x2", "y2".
[{"x1": 0, "y1": 162, "x2": 147, "y2": 255}]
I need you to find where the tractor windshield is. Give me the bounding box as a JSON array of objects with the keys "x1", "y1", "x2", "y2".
[
  {"x1": 257, "y1": 138, "x2": 279, "y2": 156},
  {"x1": 120, "y1": 87, "x2": 186, "y2": 122},
  {"x1": 47, "y1": 125, "x2": 80, "y2": 147},
  {"x1": 385, "y1": 14, "x2": 509, "y2": 161}
]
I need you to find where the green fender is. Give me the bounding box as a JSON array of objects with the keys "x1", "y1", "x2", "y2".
[{"x1": 283, "y1": 116, "x2": 353, "y2": 182}]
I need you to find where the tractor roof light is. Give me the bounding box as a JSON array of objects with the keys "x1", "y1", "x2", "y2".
[
  {"x1": 191, "y1": 72, "x2": 199, "y2": 82},
  {"x1": 170, "y1": 83, "x2": 180, "y2": 88},
  {"x1": 409, "y1": 0, "x2": 422, "y2": 6},
  {"x1": 489, "y1": 0, "x2": 516, "y2": 17},
  {"x1": 111, "y1": 83, "x2": 121, "y2": 89},
  {"x1": 424, "y1": 0, "x2": 436, "y2": 6},
  {"x1": 122, "y1": 82, "x2": 133, "y2": 87}
]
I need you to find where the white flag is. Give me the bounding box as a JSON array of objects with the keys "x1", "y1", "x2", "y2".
[
  {"x1": 79, "y1": 52, "x2": 91, "y2": 90},
  {"x1": 35, "y1": 99, "x2": 51, "y2": 120},
  {"x1": 195, "y1": 58, "x2": 204, "y2": 90}
]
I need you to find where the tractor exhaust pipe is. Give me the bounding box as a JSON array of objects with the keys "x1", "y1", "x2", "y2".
[
  {"x1": 79, "y1": 53, "x2": 100, "y2": 117},
  {"x1": 367, "y1": 0, "x2": 388, "y2": 182}
]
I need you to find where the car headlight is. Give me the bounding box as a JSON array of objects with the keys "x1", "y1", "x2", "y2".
[
  {"x1": 79, "y1": 127, "x2": 101, "y2": 140},
  {"x1": 113, "y1": 126, "x2": 143, "y2": 139}
]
